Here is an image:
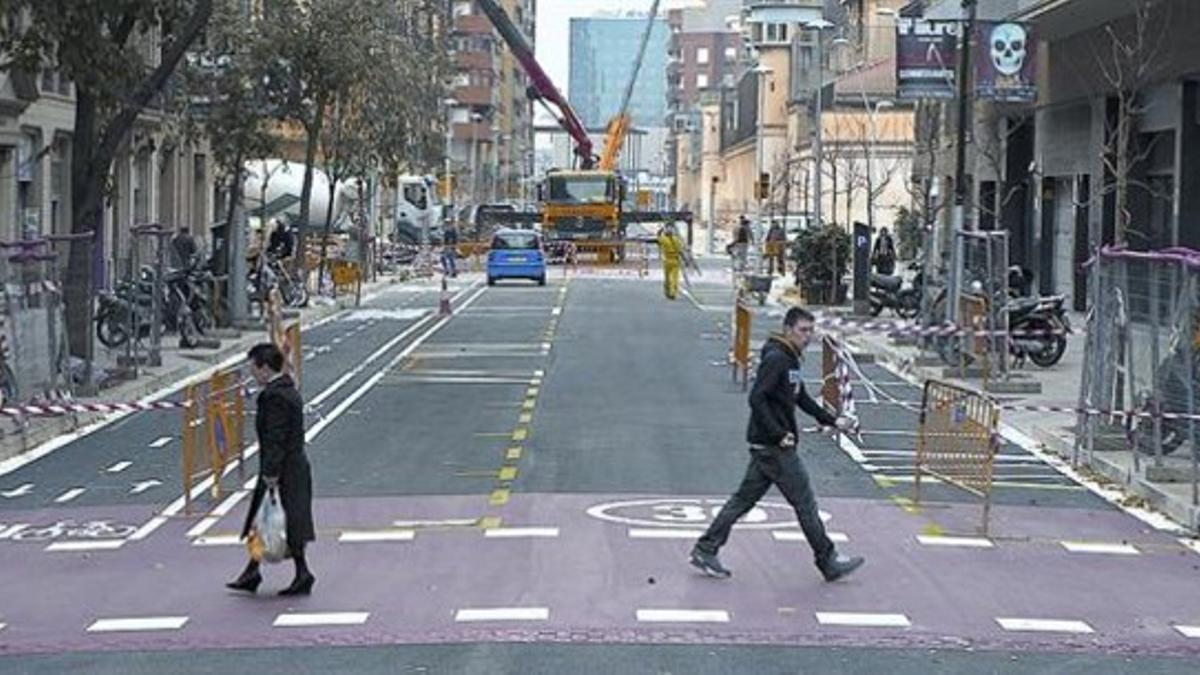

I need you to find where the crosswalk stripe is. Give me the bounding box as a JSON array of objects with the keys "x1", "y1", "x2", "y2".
[
  {"x1": 636, "y1": 609, "x2": 729, "y2": 623},
  {"x1": 45, "y1": 540, "x2": 124, "y2": 552},
  {"x1": 455, "y1": 608, "x2": 549, "y2": 622},
  {"x1": 816, "y1": 612, "x2": 911, "y2": 628},
  {"x1": 274, "y1": 612, "x2": 369, "y2": 627},
  {"x1": 996, "y1": 617, "x2": 1094, "y2": 634},
  {"x1": 1061, "y1": 541, "x2": 1140, "y2": 555},
  {"x1": 87, "y1": 616, "x2": 188, "y2": 632}
]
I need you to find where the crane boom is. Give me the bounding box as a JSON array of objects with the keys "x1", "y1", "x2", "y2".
[
  {"x1": 598, "y1": 0, "x2": 661, "y2": 172},
  {"x1": 475, "y1": 0, "x2": 594, "y2": 168}
]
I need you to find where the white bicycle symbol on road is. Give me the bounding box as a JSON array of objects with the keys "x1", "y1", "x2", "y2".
[{"x1": 10, "y1": 520, "x2": 137, "y2": 542}]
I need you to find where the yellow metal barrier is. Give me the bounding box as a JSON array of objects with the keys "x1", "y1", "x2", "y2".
[
  {"x1": 914, "y1": 379, "x2": 1000, "y2": 535},
  {"x1": 181, "y1": 369, "x2": 247, "y2": 515},
  {"x1": 731, "y1": 298, "x2": 752, "y2": 390},
  {"x1": 330, "y1": 259, "x2": 361, "y2": 296},
  {"x1": 958, "y1": 294, "x2": 992, "y2": 387}
]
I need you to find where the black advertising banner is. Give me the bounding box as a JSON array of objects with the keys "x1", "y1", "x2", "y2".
[
  {"x1": 895, "y1": 18, "x2": 958, "y2": 100},
  {"x1": 975, "y1": 21, "x2": 1037, "y2": 103}
]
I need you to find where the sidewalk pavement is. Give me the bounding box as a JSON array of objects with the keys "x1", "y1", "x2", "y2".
[
  {"x1": 0, "y1": 270, "x2": 422, "y2": 465},
  {"x1": 761, "y1": 279, "x2": 1200, "y2": 533}
]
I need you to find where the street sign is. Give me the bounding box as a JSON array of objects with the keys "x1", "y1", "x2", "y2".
[
  {"x1": 896, "y1": 18, "x2": 959, "y2": 100},
  {"x1": 975, "y1": 21, "x2": 1037, "y2": 103}
]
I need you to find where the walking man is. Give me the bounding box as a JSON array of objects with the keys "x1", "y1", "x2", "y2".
[
  {"x1": 656, "y1": 222, "x2": 686, "y2": 300},
  {"x1": 765, "y1": 221, "x2": 787, "y2": 277},
  {"x1": 691, "y1": 306, "x2": 865, "y2": 582},
  {"x1": 871, "y1": 227, "x2": 897, "y2": 275},
  {"x1": 730, "y1": 216, "x2": 753, "y2": 273},
  {"x1": 441, "y1": 221, "x2": 459, "y2": 278},
  {"x1": 227, "y1": 343, "x2": 316, "y2": 596}
]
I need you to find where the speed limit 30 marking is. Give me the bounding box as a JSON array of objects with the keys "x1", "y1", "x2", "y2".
[{"x1": 585, "y1": 497, "x2": 832, "y2": 530}]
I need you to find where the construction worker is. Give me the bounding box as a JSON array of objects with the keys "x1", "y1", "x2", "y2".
[{"x1": 656, "y1": 222, "x2": 686, "y2": 300}]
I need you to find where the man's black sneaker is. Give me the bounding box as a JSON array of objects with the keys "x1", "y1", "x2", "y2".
[
  {"x1": 689, "y1": 547, "x2": 732, "y2": 578},
  {"x1": 820, "y1": 554, "x2": 865, "y2": 582}
]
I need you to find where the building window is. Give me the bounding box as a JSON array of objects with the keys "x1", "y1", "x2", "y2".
[
  {"x1": 696, "y1": 47, "x2": 709, "y2": 65},
  {"x1": 725, "y1": 46, "x2": 737, "y2": 62},
  {"x1": 697, "y1": 73, "x2": 709, "y2": 89},
  {"x1": 765, "y1": 23, "x2": 788, "y2": 43}
]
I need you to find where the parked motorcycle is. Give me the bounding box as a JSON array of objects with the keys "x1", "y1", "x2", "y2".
[
  {"x1": 869, "y1": 261, "x2": 923, "y2": 318},
  {"x1": 931, "y1": 266, "x2": 1071, "y2": 368}
]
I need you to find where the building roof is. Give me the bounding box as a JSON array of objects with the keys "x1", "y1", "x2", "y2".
[{"x1": 833, "y1": 58, "x2": 897, "y2": 101}]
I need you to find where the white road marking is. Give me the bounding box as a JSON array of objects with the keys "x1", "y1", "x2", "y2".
[
  {"x1": 212, "y1": 490, "x2": 250, "y2": 517},
  {"x1": 0, "y1": 622, "x2": 5, "y2": 632},
  {"x1": 87, "y1": 616, "x2": 189, "y2": 633},
  {"x1": 995, "y1": 618, "x2": 1094, "y2": 634},
  {"x1": 1178, "y1": 538, "x2": 1200, "y2": 556},
  {"x1": 149, "y1": 436, "x2": 173, "y2": 448},
  {"x1": 152, "y1": 283, "x2": 484, "y2": 524},
  {"x1": 129, "y1": 479, "x2": 162, "y2": 495},
  {"x1": 105, "y1": 461, "x2": 132, "y2": 473},
  {"x1": 396, "y1": 376, "x2": 536, "y2": 385},
  {"x1": 628, "y1": 528, "x2": 705, "y2": 539},
  {"x1": 636, "y1": 609, "x2": 730, "y2": 623},
  {"x1": 917, "y1": 535, "x2": 994, "y2": 548},
  {"x1": 338, "y1": 530, "x2": 415, "y2": 543},
  {"x1": 186, "y1": 517, "x2": 220, "y2": 538},
  {"x1": 1174, "y1": 624, "x2": 1200, "y2": 638},
  {"x1": 551, "y1": 307, "x2": 562, "y2": 316},
  {"x1": 1, "y1": 483, "x2": 33, "y2": 498},
  {"x1": 455, "y1": 608, "x2": 549, "y2": 622},
  {"x1": 772, "y1": 531, "x2": 850, "y2": 544},
  {"x1": 1061, "y1": 541, "x2": 1140, "y2": 555},
  {"x1": 192, "y1": 534, "x2": 242, "y2": 546},
  {"x1": 274, "y1": 612, "x2": 370, "y2": 627},
  {"x1": 816, "y1": 612, "x2": 911, "y2": 628},
  {"x1": 0, "y1": 523, "x2": 27, "y2": 539},
  {"x1": 484, "y1": 527, "x2": 559, "y2": 539},
  {"x1": 303, "y1": 287, "x2": 490, "y2": 445},
  {"x1": 46, "y1": 540, "x2": 125, "y2": 552},
  {"x1": 54, "y1": 487, "x2": 86, "y2": 503},
  {"x1": 127, "y1": 516, "x2": 169, "y2": 541},
  {"x1": 394, "y1": 518, "x2": 478, "y2": 528}
]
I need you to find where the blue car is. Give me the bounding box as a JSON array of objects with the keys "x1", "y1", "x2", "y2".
[{"x1": 487, "y1": 228, "x2": 546, "y2": 286}]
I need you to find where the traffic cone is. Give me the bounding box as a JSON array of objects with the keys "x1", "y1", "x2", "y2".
[{"x1": 438, "y1": 275, "x2": 452, "y2": 316}]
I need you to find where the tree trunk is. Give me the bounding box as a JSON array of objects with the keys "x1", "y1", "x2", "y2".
[
  {"x1": 66, "y1": 89, "x2": 105, "y2": 362},
  {"x1": 296, "y1": 97, "x2": 328, "y2": 290},
  {"x1": 318, "y1": 180, "x2": 337, "y2": 295}
]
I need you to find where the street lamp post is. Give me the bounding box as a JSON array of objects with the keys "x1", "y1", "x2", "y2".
[
  {"x1": 948, "y1": 0, "x2": 978, "y2": 323},
  {"x1": 866, "y1": 99, "x2": 894, "y2": 233},
  {"x1": 753, "y1": 62, "x2": 774, "y2": 255},
  {"x1": 443, "y1": 98, "x2": 457, "y2": 229},
  {"x1": 806, "y1": 18, "x2": 835, "y2": 302},
  {"x1": 469, "y1": 112, "x2": 483, "y2": 208}
]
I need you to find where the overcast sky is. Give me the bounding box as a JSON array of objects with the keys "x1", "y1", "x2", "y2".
[{"x1": 534, "y1": 0, "x2": 704, "y2": 98}]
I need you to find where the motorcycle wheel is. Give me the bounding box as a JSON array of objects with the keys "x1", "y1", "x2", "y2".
[
  {"x1": 1026, "y1": 319, "x2": 1067, "y2": 367},
  {"x1": 284, "y1": 281, "x2": 309, "y2": 308},
  {"x1": 896, "y1": 291, "x2": 920, "y2": 319},
  {"x1": 96, "y1": 311, "x2": 130, "y2": 349},
  {"x1": 869, "y1": 299, "x2": 883, "y2": 317},
  {"x1": 177, "y1": 310, "x2": 199, "y2": 349}
]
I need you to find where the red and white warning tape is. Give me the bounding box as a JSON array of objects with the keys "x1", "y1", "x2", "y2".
[
  {"x1": 818, "y1": 317, "x2": 1075, "y2": 339},
  {"x1": 0, "y1": 399, "x2": 189, "y2": 419}
]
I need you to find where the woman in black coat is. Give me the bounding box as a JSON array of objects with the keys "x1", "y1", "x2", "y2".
[{"x1": 226, "y1": 342, "x2": 316, "y2": 596}]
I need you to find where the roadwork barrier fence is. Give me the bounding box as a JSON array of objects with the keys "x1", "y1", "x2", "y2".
[
  {"x1": 914, "y1": 379, "x2": 1000, "y2": 535},
  {"x1": 730, "y1": 298, "x2": 752, "y2": 390},
  {"x1": 181, "y1": 368, "x2": 246, "y2": 515},
  {"x1": 1077, "y1": 246, "x2": 1200, "y2": 517}
]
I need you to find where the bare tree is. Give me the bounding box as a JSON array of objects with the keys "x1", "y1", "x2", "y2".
[{"x1": 1088, "y1": 0, "x2": 1170, "y2": 246}]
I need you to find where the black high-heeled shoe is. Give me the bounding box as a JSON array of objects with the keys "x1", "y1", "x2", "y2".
[
  {"x1": 278, "y1": 573, "x2": 315, "y2": 596},
  {"x1": 225, "y1": 570, "x2": 263, "y2": 594}
]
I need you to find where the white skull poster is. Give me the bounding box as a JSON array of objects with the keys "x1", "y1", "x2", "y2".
[{"x1": 974, "y1": 21, "x2": 1037, "y2": 103}]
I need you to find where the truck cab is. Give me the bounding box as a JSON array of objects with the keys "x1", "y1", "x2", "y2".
[{"x1": 393, "y1": 175, "x2": 444, "y2": 246}]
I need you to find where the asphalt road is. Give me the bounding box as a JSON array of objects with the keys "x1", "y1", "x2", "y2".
[{"x1": 1, "y1": 261, "x2": 1198, "y2": 673}]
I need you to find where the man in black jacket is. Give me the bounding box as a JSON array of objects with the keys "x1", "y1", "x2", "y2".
[{"x1": 691, "y1": 306, "x2": 865, "y2": 582}]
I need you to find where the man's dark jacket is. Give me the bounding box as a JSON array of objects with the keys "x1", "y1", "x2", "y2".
[{"x1": 747, "y1": 335, "x2": 837, "y2": 446}]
